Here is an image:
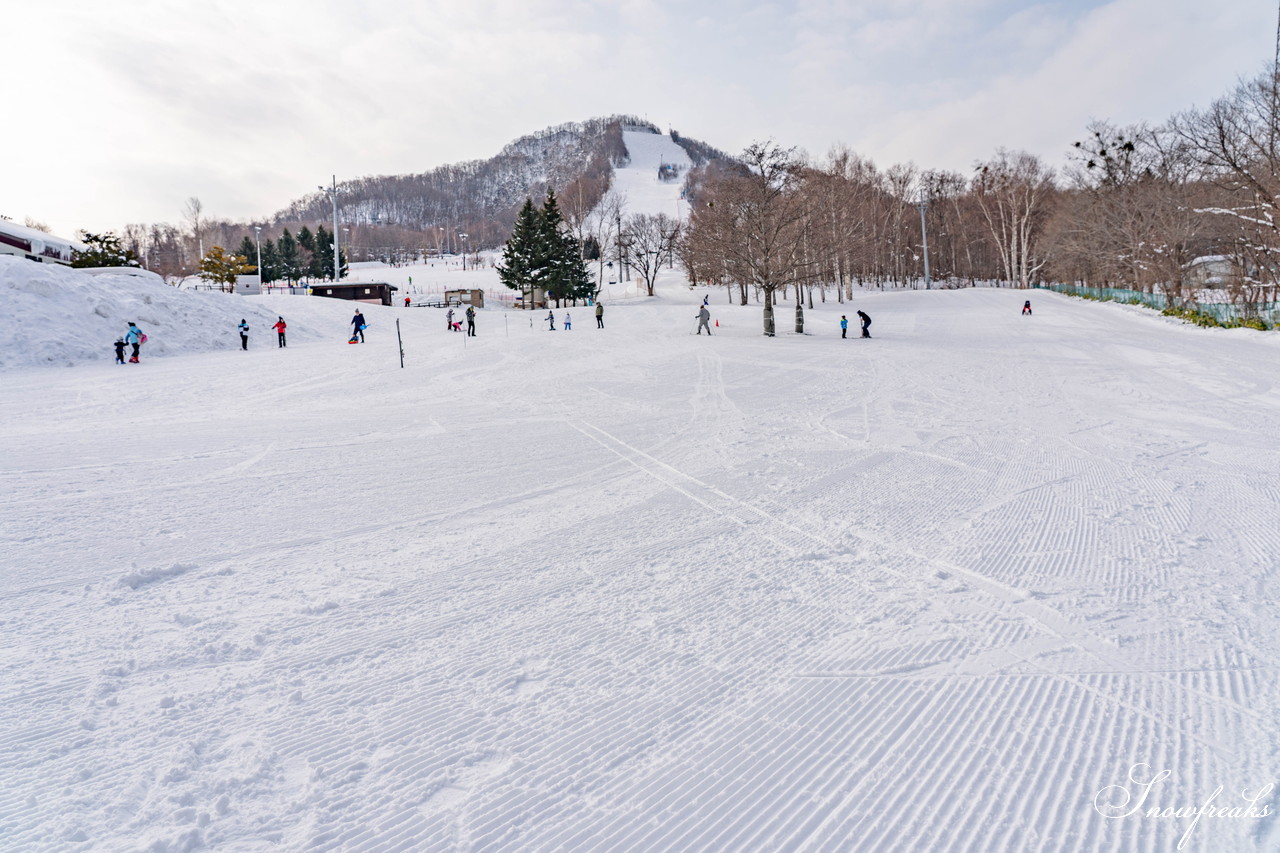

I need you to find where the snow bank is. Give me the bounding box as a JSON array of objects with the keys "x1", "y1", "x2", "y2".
[{"x1": 0, "y1": 256, "x2": 371, "y2": 370}]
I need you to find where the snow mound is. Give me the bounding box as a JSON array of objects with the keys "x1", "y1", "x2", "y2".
[{"x1": 0, "y1": 257, "x2": 363, "y2": 370}]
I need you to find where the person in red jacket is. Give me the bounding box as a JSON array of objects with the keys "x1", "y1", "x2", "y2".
[{"x1": 272, "y1": 316, "x2": 287, "y2": 348}]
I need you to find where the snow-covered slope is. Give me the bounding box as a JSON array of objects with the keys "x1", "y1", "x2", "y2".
[
  {"x1": 0, "y1": 257, "x2": 385, "y2": 370},
  {"x1": 3, "y1": 264, "x2": 1280, "y2": 851},
  {"x1": 613, "y1": 129, "x2": 693, "y2": 220}
]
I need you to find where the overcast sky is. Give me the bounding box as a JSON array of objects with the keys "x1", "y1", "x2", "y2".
[{"x1": 7, "y1": 0, "x2": 1277, "y2": 237}]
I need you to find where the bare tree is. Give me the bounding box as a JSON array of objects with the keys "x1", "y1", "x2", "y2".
[
  {"x1": 624, "y1": 213, "x2": 682, "y2": 296},
  {"x1": 972, "y1": 150, "x2": 1056, "y2": 287},
  {"x1": 682, "y1": 143, "x2": 818, "y2": 333},
  {"x1": 183, "y1": 196, "x2": 205, "y2": 272}
]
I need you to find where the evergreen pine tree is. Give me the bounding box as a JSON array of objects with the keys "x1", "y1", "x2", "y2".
[
  {"x1": 236, "y1": 236, "x2": 258, "y2": 275},
  {"x1": 297, "y1": 226, "x2": 317, "y2": 280},
  {"x1": 314, "y1": 225, "x2": 334, "y2": 280},
  {"x1": 277, "y1": 228, "x2": 301, "y2": 283},
  {"x1": 259, "y1": 240, "x2": 281, "y2": 284},
  {"x1": 71, "y1": 232, "x2": 139, "y2": 268},
  {"x1": 496, "y1": 198, "x2": 537, "y2": 297},
  {"x1": 540, "y1": 189, "x2": 593, "y2": 306}
]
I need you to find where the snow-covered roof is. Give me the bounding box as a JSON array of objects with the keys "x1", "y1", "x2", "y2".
[{"x1": 0, "y1": 219, "x2": 85, "y2": 252}]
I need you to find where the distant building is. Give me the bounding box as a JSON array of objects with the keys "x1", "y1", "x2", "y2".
[
  {"x1": 312, "y1": 281, "x2": 397, "y2": 306},
  {"x1": 0, "y1": 220, "x2": 81, "y2": 265},
  {"x1": 444, "y1": 288, "x2": 485, "y2": 308},
  {"x1": 1184, "y1": 255, "x2": 1239, "y2": 289}
]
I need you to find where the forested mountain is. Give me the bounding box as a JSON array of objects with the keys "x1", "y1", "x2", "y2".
[{"x1": 271, "y1": 115, "x2": 728, "y2": 251}]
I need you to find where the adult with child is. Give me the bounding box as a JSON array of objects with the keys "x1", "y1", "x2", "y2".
[
  {"x1": 273, "y1": 316, "x2": 287, "y2": 347},
  {"x1": 238, "y1": 319, "x2": 249, "y2": 351},
  {"x1": 124, "y1": 322, "x2": 144, "y2": 362}
]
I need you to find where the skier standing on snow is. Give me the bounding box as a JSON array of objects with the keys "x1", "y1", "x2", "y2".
[
  {"x1": 547, "y1": 310, "x2": 556, "y2": 331},
  {"x1": 564, "y1": 312, "x2": 571, "y2": 331},
  {"x1": 697, "y1": 305, "x2": 712, "y2": 335},
  {"x1": 352, "y1": 309, "x2": 366, "y2": 343},
  {"x1": 466, "y1": 305, "x2": 476, "y2": 337},
  {"x1": 124, "y1": 322, "x2": 143, "y2": 362},
  {"x1": 857, "y1": 310, "x2": 872, "y2": 338},
  {"x1": 1022, "y1": 300, "x2": 1032, "y2": 316},
  {"x1": 273, "y1": 316, "x2": 287, "y2": 348},
  {"x1": 113, "y1": 338, "x2": 126, "y2": 364},
  {"x1": 238, "y1": 319, "x2": 249, "y2": 351},
  {"x1": 595, "y1": 302, "x2": 604, "y2": 328},
  {"x1": 840, "y1": 315, "x2": 848, "y2": 338}
]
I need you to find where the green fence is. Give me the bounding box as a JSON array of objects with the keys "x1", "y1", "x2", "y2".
[{"x1": 1033, "y1": 283, "x2": 1280, "y2": 326}]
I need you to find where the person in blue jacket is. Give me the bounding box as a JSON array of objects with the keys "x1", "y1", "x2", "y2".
[
  {"x1": 124, "y1": 322, "x2": 143, "y2": 362},
  {"x1": 840, "y1": 315, "x2": 848, "y2": 338}
]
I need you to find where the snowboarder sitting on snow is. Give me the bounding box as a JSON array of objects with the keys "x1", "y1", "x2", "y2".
[
  {"x1": 697, "y1": 305, "x2": 711, "y2": 335},
  {"x1": 113, "y1": 338, "x2": 126, "y2": 364},
  {"x1": 857, "y1": 310, "x2": 872, "y2": 338},
  {"x1": 1022, "y1": 300, "x2": 1032, "y2": 315}
]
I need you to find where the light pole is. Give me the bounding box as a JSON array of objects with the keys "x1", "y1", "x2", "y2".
[
  {"x1": 916, "y1": 194, "x2": 932, "y2": 290},
  {"x1": 319, "y1": 176, "x2": 340, "y2": 281},
  {"x1": 460, "y1": 233, "x2": 468, "y2": 270},
  {"x1": 253, "y1": 225, "x2": 263, "y2": 290}
]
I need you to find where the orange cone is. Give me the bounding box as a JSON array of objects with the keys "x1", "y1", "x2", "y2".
[{"x1": 715, "y1": 319, "x2": 719, "y2": 327}]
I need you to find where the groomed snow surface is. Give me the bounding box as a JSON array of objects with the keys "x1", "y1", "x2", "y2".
[{"x1": 3, "y1": 256, "x2": 1280, "y2": 852}]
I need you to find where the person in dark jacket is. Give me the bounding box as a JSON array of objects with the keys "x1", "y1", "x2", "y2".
[
  {"x1": 466, "y1": 306, "x2": 476, "y2": 336},
  {"x1": 114, "y1": 339, "x2": 127, "y2": 364},
  {"x1": 546, "y1": 310, "x2": 556, "y2": 331},
  {"x1": 238, "y1": 319, "x2": 249, "y2": 350},
  {"x1": 595, "y1": 302, "x2": 604, "y2": 328},
  {"x1": 1022, "y1": 300, "x2": 1032, "y2": 315},
  {"x1": 857, "y1": 310, "x2": 872, "y2": 338},
  {"x1": 352, "y1": 310, "x2": 366, "y2": 342}
]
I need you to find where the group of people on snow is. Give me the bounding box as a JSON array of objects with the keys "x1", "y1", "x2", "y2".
[
  {"x1": 838, "y1": 311, "x2": 872, "y2": 339},
  {"x1": 545, "y1": 302, "x2": 604, "y2": 330},
  {"x1": 235, "y1": 317, "x2": 288, "y2": 350},
  {"x1": 114, "y1": 322, "x2": 144, "y2": 363}
]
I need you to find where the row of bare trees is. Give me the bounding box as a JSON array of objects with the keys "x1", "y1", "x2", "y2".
[{"x1": 677, "y1": 64, "x2": 1280, "y2": 322}]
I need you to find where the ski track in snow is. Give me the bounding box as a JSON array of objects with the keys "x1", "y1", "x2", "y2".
[{"x1": 3, "y1": 260, "x2": 1280, "y2": 851}]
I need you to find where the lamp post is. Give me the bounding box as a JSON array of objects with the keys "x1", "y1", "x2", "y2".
[
  {"x1": 253, "y1": 225, "x2": 262, "y2": 290},
  {"x1": 460, "y1": 233, "x2": 468, "y2": 270},
  {"x1": 319, "y1": 176, "x2": 340, "y2": 281},
  {"x1": 916, "y1": 194, "x2": 932, "y2": 290}
]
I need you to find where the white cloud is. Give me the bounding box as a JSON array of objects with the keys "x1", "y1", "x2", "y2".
[{"x1": 2, "y1": 0, "x2": 1275, "y2": 236}]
